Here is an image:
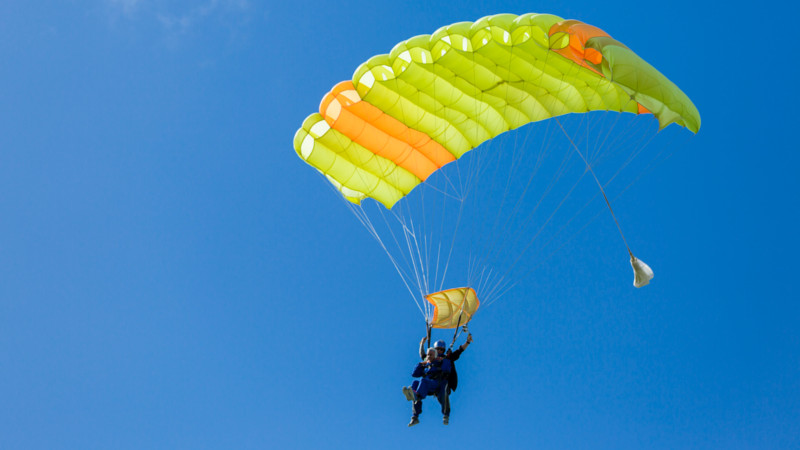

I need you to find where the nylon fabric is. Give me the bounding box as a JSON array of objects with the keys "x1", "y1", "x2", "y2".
[
  {"x1": 294, "y1": 13, "x2": 700, "y2": 209},
  {"x1": 426, "y1": 287, "x2": 480, "y2": 328}
]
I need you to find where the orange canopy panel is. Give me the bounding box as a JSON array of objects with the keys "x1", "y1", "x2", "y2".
[{"x1": 426, "y1": 287, "x2": 480, "y2": 329}]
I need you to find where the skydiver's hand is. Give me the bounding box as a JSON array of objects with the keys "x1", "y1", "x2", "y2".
[
  {"x1": 466, "y1": 334, "x2": 473, "y2": 344},
  {"x1": 420, "y1": 337, "x2": 427, "y2": 345}
]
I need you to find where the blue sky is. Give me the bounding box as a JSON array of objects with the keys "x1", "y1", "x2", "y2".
[{"x1": 1, "y1": 1, "x2": 798, "y2": 448}]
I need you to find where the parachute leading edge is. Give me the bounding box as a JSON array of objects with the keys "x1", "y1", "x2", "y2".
[{"x1": 426, "y1": 287, "x2": 480, "y2": 329}]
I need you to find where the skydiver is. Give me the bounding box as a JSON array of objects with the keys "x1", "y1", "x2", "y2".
[
  {"x1": 403, "y1": 347, "x2": 451, "y2": 427},
  {"x1": 404, "y1": 333, "x2": 473, "y2": 425},
  {"x1": 425, "y1": 334, "x2": 473, "y2": 424}
]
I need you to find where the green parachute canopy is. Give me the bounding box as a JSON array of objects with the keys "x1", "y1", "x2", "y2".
[
  {"x1": 293, "y1": 13, "x2": 699, "y2": 324},
  {"x1": 294, "y1": 13, "x2": 699, "y2": 209}
]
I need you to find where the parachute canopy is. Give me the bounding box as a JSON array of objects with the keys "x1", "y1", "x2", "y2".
[
  {"x1": 426, "y1": 287, "x2": 480, "y2": 329},
  {"x1": 293, "y1": 13, "x2": 700, "y2": 209},
  {"x1": 293, "y1": 13, "x2": 699, "y2": 322}
]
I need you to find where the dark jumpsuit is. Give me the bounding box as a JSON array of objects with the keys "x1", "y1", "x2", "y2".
[
  {"x1": 418, "y1": 343, "x2": 466, "y2": 416},
  {"x1": 411, "y1": 357, "x2": 451, "y2": 418}
]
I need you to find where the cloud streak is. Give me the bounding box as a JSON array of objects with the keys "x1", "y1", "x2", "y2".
[
  {"x1": 104, "y1": 0, "x2": 254, "y2": 46},
  {"x1": 107, "y1": 0, "x2": 143, "y2": 16},
  {"x1": 157, "y1": 0, "x2": 250, "y2": 35}
]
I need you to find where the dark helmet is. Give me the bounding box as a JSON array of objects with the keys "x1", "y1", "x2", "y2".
[{"x1": 434, "y1": 340, "x2": 446, "y2": 350}]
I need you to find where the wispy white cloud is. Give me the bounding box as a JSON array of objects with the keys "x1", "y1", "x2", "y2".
[
  {"x1": 104, "y1": 0, "x2": 255, "y2": 47},
  {"x1": 107, "y1": 0, "x2": 143, "y2": 16},
  {"x1": 157, "y1": 0, "x2": 247, "y2": 34}
]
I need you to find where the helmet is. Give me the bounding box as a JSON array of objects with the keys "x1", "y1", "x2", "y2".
[{"x1": 434, "y1": 340, "x2": 446, "y2": 350}]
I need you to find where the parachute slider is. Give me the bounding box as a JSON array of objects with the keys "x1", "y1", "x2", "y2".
[
  {"x1": 630, "y1": 256, "x2": 654, "y2": 288},
  {"x1": 426, "y1": 287, "x2": 480, "y2": 329}
]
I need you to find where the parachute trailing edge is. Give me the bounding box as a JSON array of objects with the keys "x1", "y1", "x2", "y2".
[{"x1": 293, "y1": 13, "x2": 700, "y2": 209}]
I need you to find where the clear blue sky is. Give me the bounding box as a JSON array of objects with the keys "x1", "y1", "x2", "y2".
[{"x1": 1, "y1": 1, "x2": 798, "y2": 449}]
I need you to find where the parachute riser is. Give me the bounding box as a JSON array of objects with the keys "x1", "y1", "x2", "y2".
[
  {"x1": 424, "y1": 320, "x2": 470, "y2": 352},
  {"x1": 449, "y1": 311, "x2": 464, "y2": 350},
  {"x1": 426, "y1": 322, "x2": 432, "y2": 350},
  {"x1": 450, "y1": 323, "x2": 471, "y2": 351}
]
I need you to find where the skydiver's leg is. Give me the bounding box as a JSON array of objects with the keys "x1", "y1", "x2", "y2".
[
  {"x1": 416, "y1": 378, "x2": 434, "y2": 400},
  {"x1": 437, "y1": 382, "x2": 449, "y2": 416},
  {"x1": 412, "y1": 378, "x2": 439, "y2": 418}
]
